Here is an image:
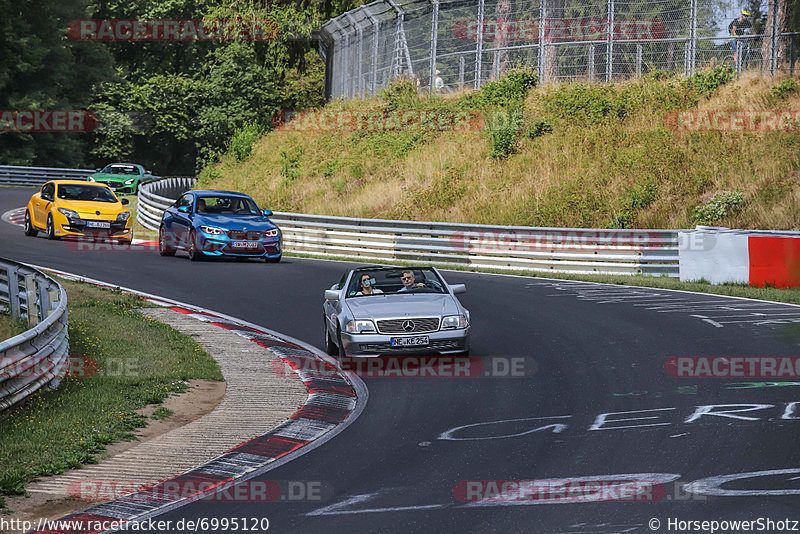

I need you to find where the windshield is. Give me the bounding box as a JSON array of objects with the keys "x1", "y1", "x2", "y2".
[
  {"x1": 346, "y1": 268, "x2": 446, "y2": 297},
  {"x1": 104, "y1": 165, "x2": 140, "y2": 175},
  {"x1": 57, "y1": 184, "x2": 119, "y2": 203},
  {"x1": 195, "y1": 195, "x2": 261, "y2": 215}
]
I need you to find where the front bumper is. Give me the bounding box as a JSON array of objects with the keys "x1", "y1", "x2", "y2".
[
  {"x1": 341, "y1": 327, "x2": 470, "y2": 357},
  {"x1": 54, "y1": 215, "x2": 132, "y2": 242},
  {"x1": 196, "y1": 233, "x2": 282, "y2": 258}
]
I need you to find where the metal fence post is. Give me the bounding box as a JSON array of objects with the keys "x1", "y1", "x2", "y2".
[
  {"x1": 606, "y1": 0, "x2": 614, "y2": 82},
  {"x1": 475, "y1": 0, "x2": 485, "y2": 88},
  {"x1": 636, "y1": 43, "x2": 642, "y2": 77},
  {"x1": 689, "y1": 0, "x2": 697, "y2": 75},
  {"x1": 736, "y1": 40, "x2": 743, "y2": 76},
  {"x1": 365, "y1": 11, "x2": 380, "y2": 95},
  {"x1": 684, "y1": 40, "x2": 690, "y2": 76},
  {"x1": 588, "y1": 44, "x2": 595, "y2": 80},
  {"x1": 23, "y1": 273, "x2": 38, "y2": 327},
  {"x1": 770, "y1": 0, "x2": 778, "y2": 75},
  {"x1": 6, "y1": 265, "x2": 19, "y2": 317},
  {"x1": 429, "y1": 0, "x2": 440, "y2": 93},
  {"x1": 459, "y1": 55, "x2": 465, "y2": 86},
  {"x1": 537, "y1": 0, "x2": 545, "y2": 82},
  {"x1": 791, "y1": 35, "x2": 796, "y2": 76}
]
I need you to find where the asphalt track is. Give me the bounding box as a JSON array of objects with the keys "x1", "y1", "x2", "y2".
[{"x1": 2, "y1": 186, "x2": 800, "y2": 533}]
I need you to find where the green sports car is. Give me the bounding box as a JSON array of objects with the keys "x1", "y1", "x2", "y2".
[{"x1": 87, "y1": 163, "x2": 152, "y2": 195}]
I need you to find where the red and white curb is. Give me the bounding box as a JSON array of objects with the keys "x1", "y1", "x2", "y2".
[
  {"x1": 24, "y1": 266, "x2": 367, "y2": 534},
  {"x1": 2, "y1": 206, "x2": 26, "y2": 226}
]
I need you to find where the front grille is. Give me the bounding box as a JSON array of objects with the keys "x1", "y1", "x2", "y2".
[
  {"x1": 227, "y1": 230, "x2": 262, "y2": 240},
  {"x1": 376, "y1": 317, "x2": 439, "y2": 334},
  {"x1": 358, "y1": 340, "x2": 460, "y2": 352}
]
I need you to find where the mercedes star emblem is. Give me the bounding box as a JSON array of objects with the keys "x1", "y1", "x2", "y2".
[{"x1": 402, "y1": 320, "x2": 415, "y2": 332}]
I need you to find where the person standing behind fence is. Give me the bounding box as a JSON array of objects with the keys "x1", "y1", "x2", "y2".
[
  {"x1": 434, "y1": 70, "x2": 445, "y2": 93},
  {"x1": 728, "y1": 9, "x2": 752, "y2": 64}
]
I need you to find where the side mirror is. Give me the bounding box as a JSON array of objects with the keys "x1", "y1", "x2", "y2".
[
  {"x1": 145, "y1": 170, "x2": 152, "y2": 174},
  {"x1": 177, "y1": 205, "x2": 190, "y2": 213},
  {"x1": 450, "y1": 284, "x2": 466, "y2": 294},
  {"x1": 262, "y1": 209, "x2": 273, "y2": 217},
  {"x1": 324, "y1": 289, "x2": 340, "y2": 301},
  {"x1": 120, "y1": 198, "x2": 129, "y2": 205}
]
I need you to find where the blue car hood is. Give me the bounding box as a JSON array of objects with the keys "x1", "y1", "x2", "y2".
[{"x1": 193, "y1": 214, "x2": 278, "y2": 231}]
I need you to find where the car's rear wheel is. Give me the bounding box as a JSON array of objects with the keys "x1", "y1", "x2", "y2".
[
  {"x1": 45, "y1": 214, "x2": 58, "y2": 240},
  {"x1": 324, "y1": 318, "x2": 338, "y2": 356},
  {"x1": 187, "y1": 230, "x2": 203, "y2": 261},
  {"x1": 159, "y1": 225, "x2": 175, "y2": 256},
  {"x1": 264, "y1": 254, "x2": 281, "y2": 263},
  {"x1": 23, "y1": 211, "x2": 38, "y2": 237}
]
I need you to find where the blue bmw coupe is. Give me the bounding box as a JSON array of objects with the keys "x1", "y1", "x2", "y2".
[{"x1": 159, "y1": 190, "x2": 282, "y2": 262}]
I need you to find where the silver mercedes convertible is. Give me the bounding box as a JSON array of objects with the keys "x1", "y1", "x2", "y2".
[{"x1": 322, "y1": 266, "x2": 470, "y2": 357}]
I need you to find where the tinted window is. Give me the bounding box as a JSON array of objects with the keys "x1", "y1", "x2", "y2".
[
  {"x1": 41, "y1": 183, "x2": 55, "y2": 199},
  {"x1": 176, "y1": 194, "x2": 193, "y2": 208},
  {"x1": 57, "y1": 184, "x2": 118, "y2": 202},
  {"x1": 195, "y1": 195, "x2": 260, "y2": 215},
  {"x1": 104, "y1": 165, "x2": 139, "y2": 175}
]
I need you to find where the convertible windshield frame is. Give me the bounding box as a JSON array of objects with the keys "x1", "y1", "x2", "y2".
[{"x1": 345, "y1": 266, "x2": 447, "y2": 298}]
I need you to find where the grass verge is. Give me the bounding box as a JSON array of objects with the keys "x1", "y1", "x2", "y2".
[
  {"x1": 0, "y1": 279, "x2": 223, "y2": 503},
  {"x1": 0, "y1": 313, "x2": 28, "y2": 342}
]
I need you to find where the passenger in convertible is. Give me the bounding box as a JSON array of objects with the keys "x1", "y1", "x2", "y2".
[{"x1": 356, "y1": 273, "x2": 384, "y2": 295}]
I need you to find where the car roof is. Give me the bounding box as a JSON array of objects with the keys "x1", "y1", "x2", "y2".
[
  {"x1": 192, "y1": 190, "x2": 253, "y2": 197},
  {"x1": 47, "y1": 180, "x2": 110, "y2": 186},
  {"x1": 103, "y1": 163, "x2": 141, "y2": 167}
]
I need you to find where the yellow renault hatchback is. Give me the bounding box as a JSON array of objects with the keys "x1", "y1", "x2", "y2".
[{"x1": 24, "y1": 180, "x2": 133, "y2": 242}]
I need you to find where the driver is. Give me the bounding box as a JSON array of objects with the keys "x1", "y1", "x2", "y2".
[
  {"x1": 398, "y1": 270, "x2": 442, "y2": 292},
  {"x1": 196, "y1": 198, "x2": 207, "y2": 213}
]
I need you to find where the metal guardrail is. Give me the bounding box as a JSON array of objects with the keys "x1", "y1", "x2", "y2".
[
  {"x1": 0, "y1": 165, "x2": 94, "y2": 186},
  {"x1": 136, "y1": 177, "x2": 198, "y2": 231},
  {"x1": 0, "y1": 259, "x2": 69, "y2": 412},
  {"x1": 137, "y1": 177, "x2": 680, "y2": 276}
]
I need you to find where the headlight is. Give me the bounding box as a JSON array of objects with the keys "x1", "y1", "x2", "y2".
[
  {"x1": 441, "y1": 314, "x2": 469, "y2": 329},
  {"x1": 199, "y1": 225, "x2": 226, "y2": 235},
  {"x1": 344, "y1": 320, "x2": 377, "y2": 334},
  {"x1": 57, "y1": 208, "x2": 79, "y2": 219},
  {"x1": 264, "y1": 228, "x2": 279, "y2": 237},
  {"x1": 124, "y1": 178, "x2": 134, "y2": 185},
  {"x1": 117, "y1": 211, "x2": 130, "y2": 221}
]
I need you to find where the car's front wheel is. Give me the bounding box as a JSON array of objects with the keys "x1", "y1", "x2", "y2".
[
  {"x1": 336, "y1": 328, "x2": 347, "y2": 358},
  {"x1": 45, "y1": 214, "x2": 58, "y2": 240},
  {"x1": 23, "y1": 211, "x2": 38, "y2": 237},
  {"x1": 187, "y1": 230, "x2": 203, "y2": 261},
  {"x1": 324, "y1": 317, "x2": 338, "y2": 356},
  {"x1": 264, "y1": 254, "x2": 281, "y2": 263},
  {"x1": 159, "y1": 225, "x2": 175, "y2": 256}
]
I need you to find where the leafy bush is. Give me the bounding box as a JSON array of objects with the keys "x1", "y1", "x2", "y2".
[
  {"x1": 381, "y1": 78, "x2": 420, "y2": 111},
  {"x1": 541, "y1": 84, "x2": 629, "y2": 125},
  {"x1": 691, "y1": 190, "x2": 745, "y2": 224},
  {"x1": 479, "y1": 67, "x2": 538, "y2": 109},
  {"x1": 526, "y1": 118, "x2": 553, "y2": 139},
  {"x1": 490, "y1": 123, "x2": 518, "y2": 158},
  {"x1": 643, "y1": 69, "x2": 673, "y2": 81},
  {"x1": 228, "y1": 122, "x2": 265, "y2": 161},
  {"x1": 683, "y1": 66, "x2": 735, "y2": 96},
  {"x1": 771, "y1": 79, "x2": 797, "y2": 100}
]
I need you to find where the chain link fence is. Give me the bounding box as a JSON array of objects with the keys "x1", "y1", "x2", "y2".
[{"x1": 317, "y1": 0, "x2": 799, "y2": 99}]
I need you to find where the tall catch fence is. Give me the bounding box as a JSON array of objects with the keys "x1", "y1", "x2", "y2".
[{"x1": 317, "y1": 0, "x2": 799, "y2": 99}]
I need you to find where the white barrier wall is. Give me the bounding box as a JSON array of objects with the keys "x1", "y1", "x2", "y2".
[{"x1": 678, "y1": 230, "x2": 749, "y2": 284}]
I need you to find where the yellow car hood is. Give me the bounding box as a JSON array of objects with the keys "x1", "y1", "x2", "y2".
[{"x1": 59, "y1": 200, "x2": 127, "y2": 219}]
